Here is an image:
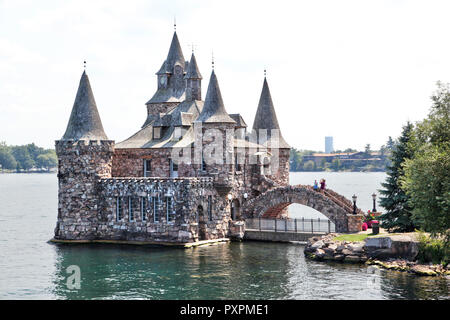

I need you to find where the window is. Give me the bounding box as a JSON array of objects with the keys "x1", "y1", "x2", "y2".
[
  {"x1": 153, "y1": 195, "x2": 160, "y2": 223},
  {"x1": 170, "y1": 159, "x2": 178, "y2": 178},
  {"x1": 166, "y1": 196, "x2": 176, "y2": 223},
  {"x1": 144, "y1": 160, "x2": 152, "y2": 177},
  {"x1": 116, "y1": 197, "x2": 123, "y2": 221},
  {"x1": 153, "y1": 127, "x2": 161, "y2": 139},
  {"x1": 141, "y1": 197, "x2": 147, "y2": 221},
  {"x1": 208, "y1": 195, "x2": 213, "y2": 221},
  {"x1": 235, "y1": 153, "x2": 242, "y2": 172},
  {"x1": 201, "y1": 155, "x2": 206, "y2": 171},
  {"x1": 128, "y1": 197, "x2": 134, "y2": 221}
]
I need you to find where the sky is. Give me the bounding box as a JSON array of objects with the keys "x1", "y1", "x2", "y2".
[{"x1": 1, "y1": 0, "x2": 449, "y2": 151}]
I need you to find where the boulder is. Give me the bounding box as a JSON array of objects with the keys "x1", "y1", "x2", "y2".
[
  {"x1": 364, "y1": 235, "x2": 419, "y2": 261},
  {"x1": 311, "y1": 240, "x2": 324, "y2": 249},
  {"x1": 334, "y1": 254, "x2": 345, "y2": 261},
  {"x1": 315, "y1": 249, "x2": 325, "y2": 259},
  {"x1": 348, "y1": 243, "x2": 365, "y2": 253},
  {"x1": 342, "y1": 248, "x2": 353, "y2": 256},
  {"x1": 344, "y1": 255, "x2": 361, "y2": 263}
]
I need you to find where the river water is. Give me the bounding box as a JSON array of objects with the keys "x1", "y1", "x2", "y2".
[{"x1": 0, "y1": 173, "x2": 448, "y2": 300}]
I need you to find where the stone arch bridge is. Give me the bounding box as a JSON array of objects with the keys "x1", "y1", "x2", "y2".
[{"x1": 242, "y1": 185, "x2": 364, "y2": 233}]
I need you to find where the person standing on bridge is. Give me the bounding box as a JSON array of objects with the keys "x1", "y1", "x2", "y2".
[
  {"x1": 313, "y1": 180, "x2": 319, "y2": 191},
  {"x1": 320, "y1": 179, "x2": 326, "y2": 191}
]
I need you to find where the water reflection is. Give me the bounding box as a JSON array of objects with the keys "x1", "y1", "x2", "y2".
[{"x1": 51, "y1": 242, "x2": 449, "y2": 300}]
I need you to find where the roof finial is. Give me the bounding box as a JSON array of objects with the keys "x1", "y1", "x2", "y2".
[
  {"x1": 190, "y1": 43, "x2": 195, "y2": 54},
  {"x1": 174, "y1": 16, "x2": 176, "y2": 31},
  {"x1": 264, "y1": 68, "x2": 266, "y2": 78},
  {"x1": 84, "y1": 60, "x2": 86, "y2": 71},
  {"x1": 212, "y1": 50, "x2": 214, "y2": 70}
]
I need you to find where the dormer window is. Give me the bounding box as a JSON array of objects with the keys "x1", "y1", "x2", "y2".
[{"x1": 153, "y1": 127, "x2": 161, "y2": 139}]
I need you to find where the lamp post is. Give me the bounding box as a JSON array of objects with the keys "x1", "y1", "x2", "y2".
[
  {"x1": 352, "y1": 194, "x2": 357, "y2": 215},
  {"x1": 227, "y1": 194, "x2": 234, "y2": 220},
  {"x1": 372, "y1": 193, "x2": 377, "y2": 212}
]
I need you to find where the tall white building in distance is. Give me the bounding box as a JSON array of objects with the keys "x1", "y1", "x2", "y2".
[{"x1": 325, "y1": 136, "x2": 334, "y2": 153}]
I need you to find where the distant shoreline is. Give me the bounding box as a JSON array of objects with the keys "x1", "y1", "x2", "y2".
[
  {"x1": 0, "y1": 170, "x2": 56, "y2": 174},
  {"x1": 290, "y1": 170, "x2": 386, "y2": 173}
]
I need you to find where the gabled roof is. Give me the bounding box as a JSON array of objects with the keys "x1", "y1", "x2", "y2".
[
  {"x1": 185, "y1": 53, "x2": 202, "y2": 79},
  {"x1": 229, "y1": 114, "x2": 247, "y2": 128},
  {"x1": 196, "y1": 70, "x2": 235, "y2": 124},
  {"x1": 252, "y1": 77, "x2": 289, "y2": 148},
  {"x1": 62, "y1": 71, "x2": 108, "y2": 141},
  {"x1": 117, "y1": 100, "x2": 204, "y2": 149},
  {"x1": 146, "y1": 88, "x2": 185, "y2": 105}
]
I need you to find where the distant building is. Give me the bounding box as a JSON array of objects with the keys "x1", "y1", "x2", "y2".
[
  {"x1": 303, "y1": 152, "x2": 383, "y2": 166},
  {"x1": 325, "y1": 136, "x2": 334, "y2": 153}
]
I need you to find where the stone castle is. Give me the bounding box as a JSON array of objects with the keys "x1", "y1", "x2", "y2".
[{"x1": 54, "y1": 31, "x2": 295, "y2": 244}]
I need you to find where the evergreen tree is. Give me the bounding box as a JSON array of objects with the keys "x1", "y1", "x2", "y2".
[{"x1": 379, "y1": 122, "x2": 416, "y2": 232}]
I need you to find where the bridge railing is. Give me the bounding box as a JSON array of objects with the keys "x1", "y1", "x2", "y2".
[{"x1": 245, "y1": 217, "x2": 337, "y2": 234}]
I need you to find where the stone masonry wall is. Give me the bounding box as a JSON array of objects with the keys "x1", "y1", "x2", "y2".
[
  {"x1": 55, "y1": 139, "x2": 114, "y2": 240},
  {"x1": 146, "y1": 102, "x2": 178, "y2": 117},
  {"x1": 97, "y1": 177, "x2": 231, "y2": 242}
]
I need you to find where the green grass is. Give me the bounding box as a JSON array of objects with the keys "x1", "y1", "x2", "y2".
[{"x1": 333, "y1": 234, "x2": 370, "y2": 242}]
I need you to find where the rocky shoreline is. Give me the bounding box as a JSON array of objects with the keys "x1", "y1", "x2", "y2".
[{"x1": 305, "y1": 233, "x2": 449, "y2": 277}]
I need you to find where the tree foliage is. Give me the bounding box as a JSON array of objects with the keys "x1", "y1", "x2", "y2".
[
  {"x1": 401, "y1": 82, "x2": 450, "y2": 239},
  {"x1": 379, "y1": 122, "x2": 417, "y2": 232},
  {"x1": 0, "y1": 142, "x2": 57, "y2": 172}
]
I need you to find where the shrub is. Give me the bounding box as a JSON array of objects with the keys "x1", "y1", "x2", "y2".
[{"x1": 416, "y1": 232, "x2": 449, "y2": 266}]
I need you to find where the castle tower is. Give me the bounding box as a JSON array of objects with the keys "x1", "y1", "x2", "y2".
[
  {"x1": 252, "y1": 76, "x2": 290, "y2": 185},
  {"x1": 196, "y1": 70, "x2": 236, "y2": 193},
  {"x1": 54, "y1": 70, "x2": 114, "y2": 240},
  {"x1": 143, "y1": 31, "x2": 187, "y2": 127},
  {"x1": 185, "y1": 52, "x2": 202, "y2": 101}
]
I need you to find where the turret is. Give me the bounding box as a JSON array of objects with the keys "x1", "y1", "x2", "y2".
[
  {"x1": 252, "y1": 76, "x2": 290, "y2": 185},
  {"x1": 185, "y1": 52, "x2": 202, "y2": 101},
  {"x1": 252, "y1": 76, "x2": 289, "y2": 149},
  {"x1": 143, "y1": 31, "x2": 187, "y2": 127},
  {"x1": 54, "y1": 70, "x2": 114, "y2": 240},
  {"x1": 195, "y1": 70, "x2": 236, "y2": 194}
]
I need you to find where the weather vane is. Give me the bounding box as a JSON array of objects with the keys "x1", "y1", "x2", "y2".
[
  {"x1": 264, "y1": 68, "x2": 266, "y2": 77},
  {"x1": 84, "y1": 60, "x2": 86, "y2": 70},
  {"x1": 174, "y1": 16, "x2": 176, "y2": 31},
  {"x1": 212, "y1": 50, "x2": 214, "y2": 70}
]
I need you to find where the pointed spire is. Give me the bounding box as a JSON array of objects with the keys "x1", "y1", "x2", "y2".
[
  {"x1": 62, "y1": 71, "x2": 108, "y2": 141},
  {"x1": 252, "y1": 77, "x2": 289, "y2": 147},
  {"x1": 185, "y1": 52, "x2": 202, "y2": 79},
  {"x1": 165, "y1": 31, "x2": 185, "y2": 72},
  {"x1": 197, "y1": 70, "x2": 235, "y2": 123}
]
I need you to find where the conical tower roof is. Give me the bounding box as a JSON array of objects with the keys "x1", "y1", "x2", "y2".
[
  {"x1": 252, "y1": 77, "x2": 289, "y2": 148},
  {"x1": 185, "y1": 53, "x2": 202, "y2": 79},
  {"x1": 196, "y1": 70, "x2": 235, "y2": 123},
  {"x1": 164, "y1": 31, "x2": 185, "y2": 72},
  {"x1": 62, "y1": 71, "x2": 108, "y2": 140}
]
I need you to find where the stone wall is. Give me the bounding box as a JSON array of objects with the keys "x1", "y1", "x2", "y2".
[
  {"x1": 112, "y1": 148, "x2": 198, "y2": 178},
  {"x1": 146, "y1": 102, "x2": 179, "y2": 118},
  {"x1": 347, "y1": 214, "x2": 364, "y2": 233},
  {"x1": 95, "y1": 177, "x2": 231, "y2": 242},
  {"x1": 54, "y1": 139, "x2": 114, "y2": 240}
]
